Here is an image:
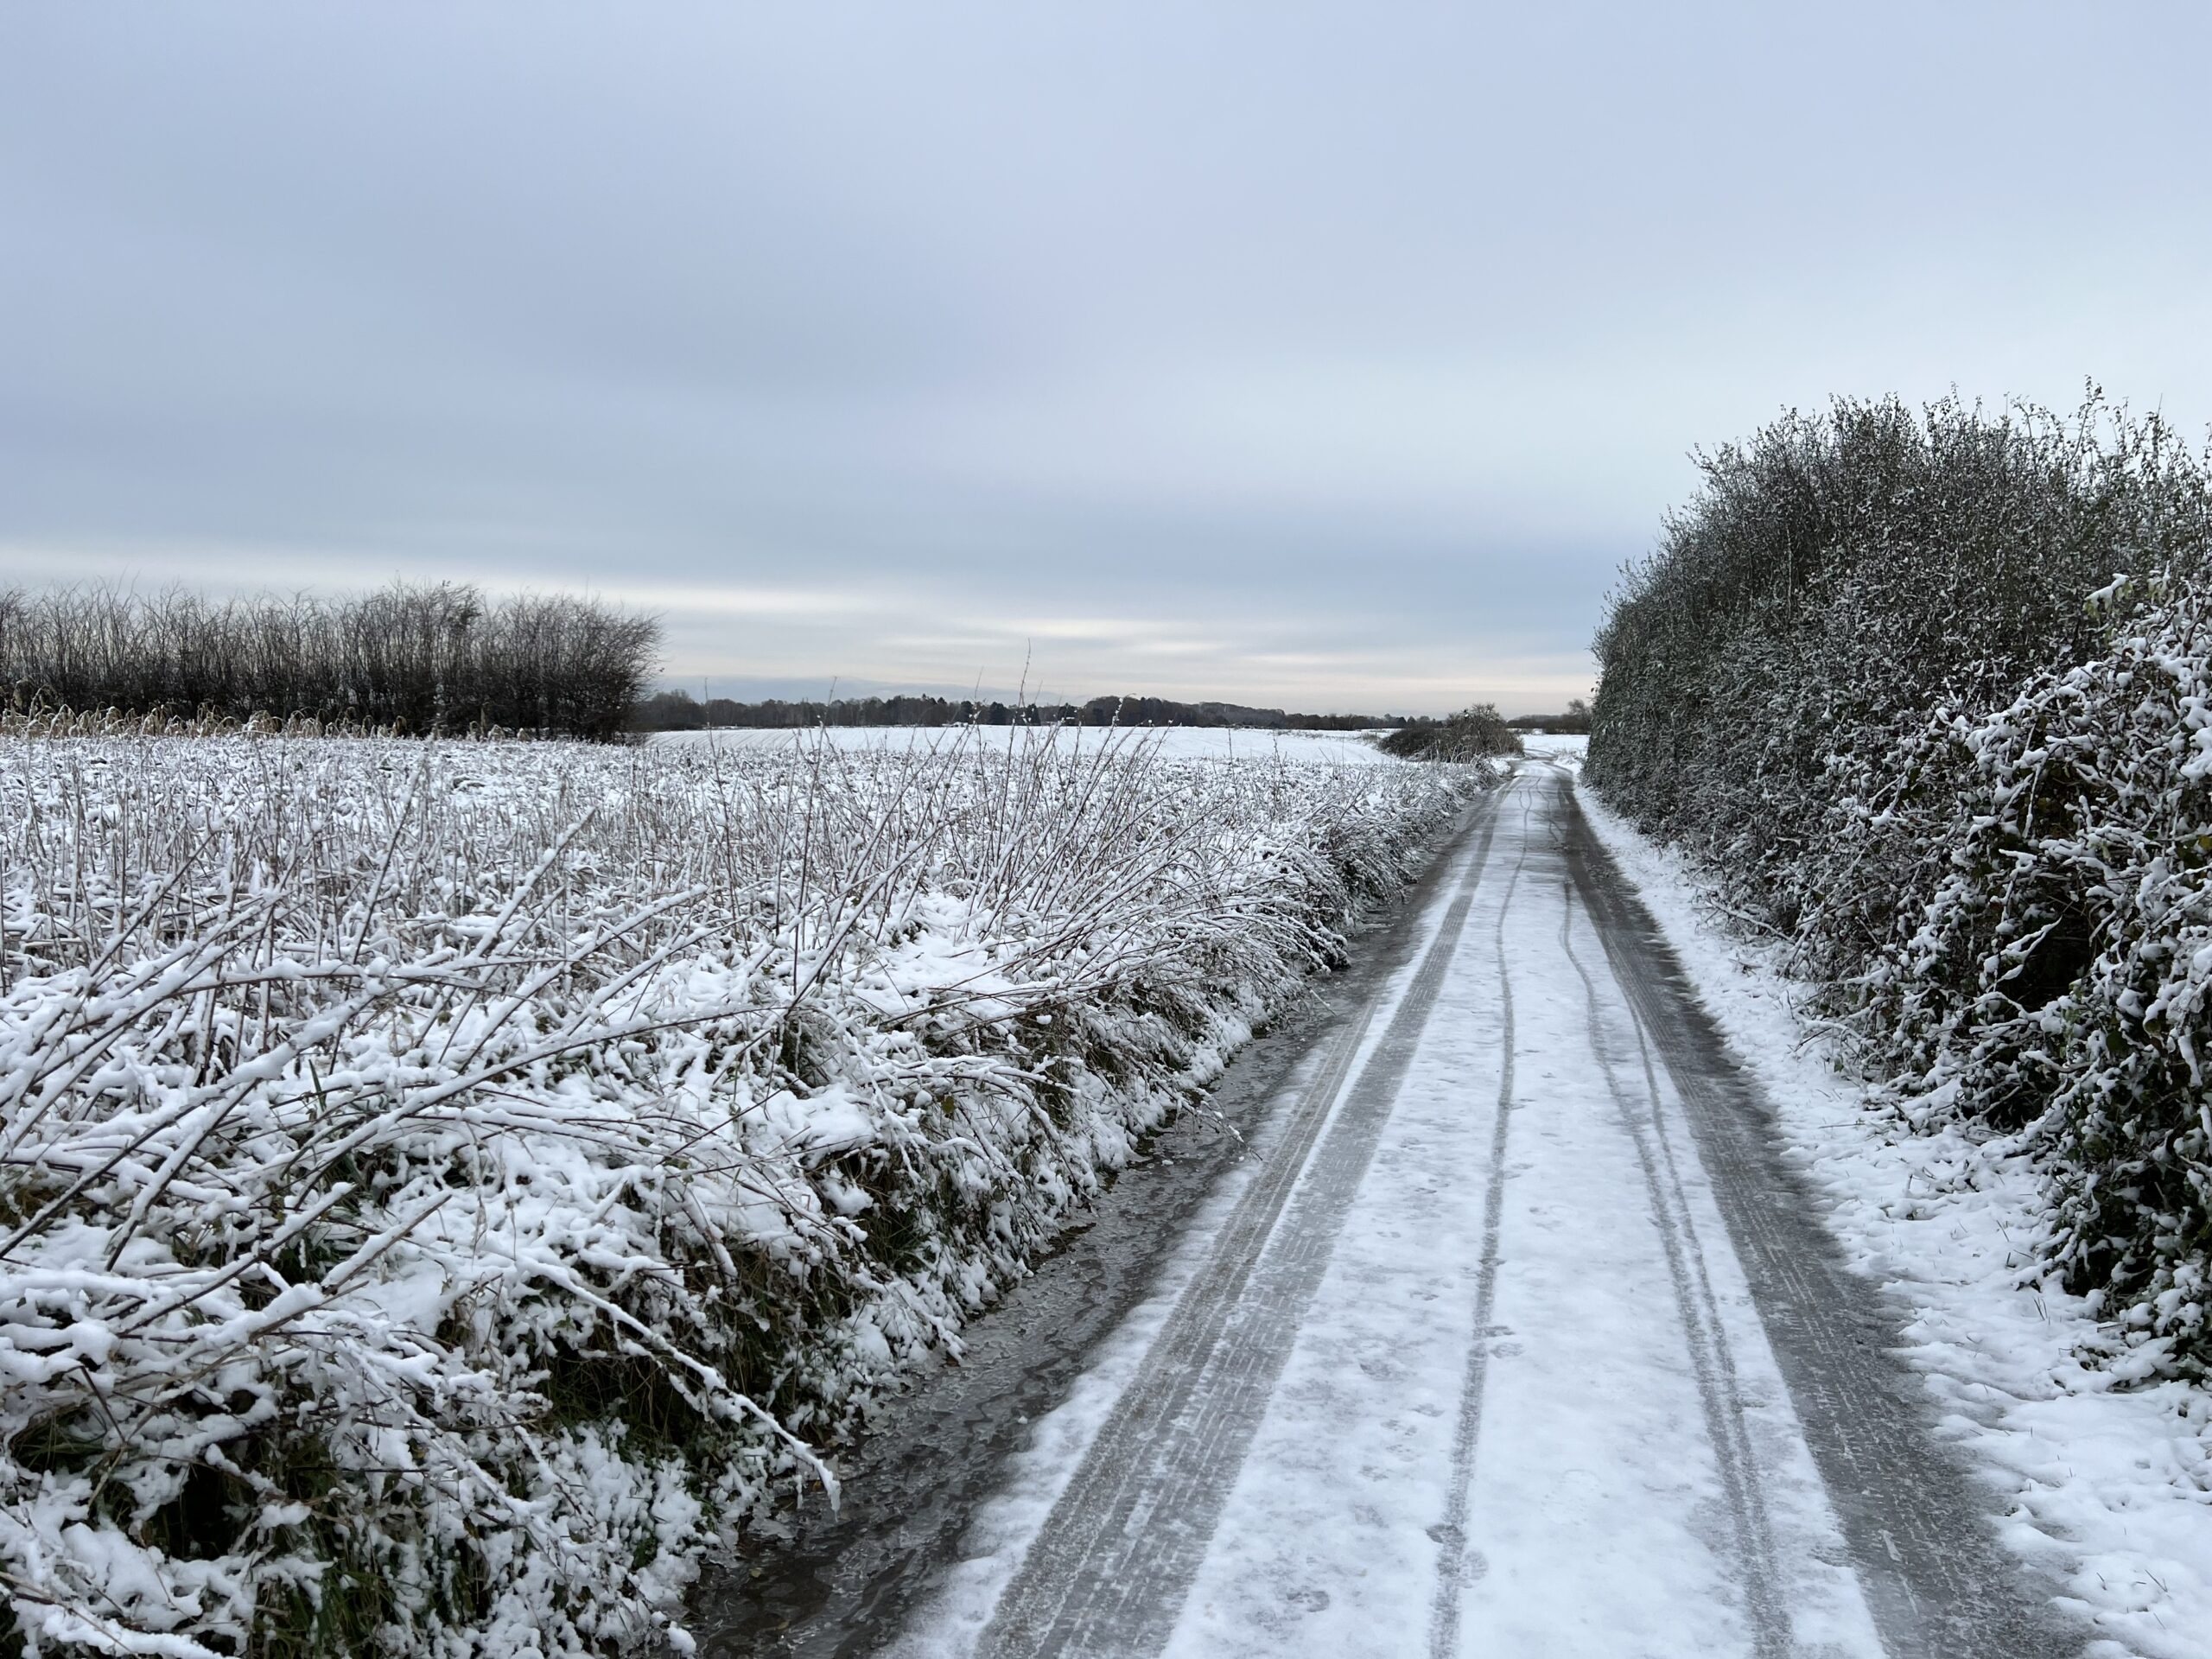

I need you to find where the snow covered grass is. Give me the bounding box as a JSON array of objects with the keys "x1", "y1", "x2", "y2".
[
  {"x1": 0, "y1": 726, "x2": 1481, "y2": 1657},
  {"x1": 1576, "y1": 764, "x2": 2212, "y2": 1659}
]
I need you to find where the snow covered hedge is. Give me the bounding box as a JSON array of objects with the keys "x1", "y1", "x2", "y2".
[
  {"x1": 1588, "y1": 395, "x2": 2212, "y2": 1384},
  {"x1": 0, "y1": 728, "x2": 1482, "y2": 1656},
  {"x1": 1832, "y1": 579, "x2": 2212, "y2": 1376}
]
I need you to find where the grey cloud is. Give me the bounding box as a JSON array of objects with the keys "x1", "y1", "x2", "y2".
[{"x1": 2, "y1": 2, "x2": 2208, "y2": 712}]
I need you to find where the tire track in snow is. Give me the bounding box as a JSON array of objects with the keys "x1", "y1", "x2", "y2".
[
  {"x1": 1555, "y1": 836, "x2": 1791, "y2": 1659},
  {"x1": 1423, "y1": 789, "x2": 1529, "y2": 1659},
  {"x1": 976, "y1": 787, "x2": 1510, "y2": 1658},
  {"x1": 1555, "y1": 770, "x2": 2085, "y2": 1658}
]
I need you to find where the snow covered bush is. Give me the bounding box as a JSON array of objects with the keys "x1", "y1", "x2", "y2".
[
  {"x1": 0, "y1": 728, "x2": 1481, "y2": 1656},
  {"x1": 1586, "y1": 393, "x2": 2212, "y2": 1382},
  {"x1": 1588, "y1": 392, "x2": 2212, "y2": 938},
  {"x1": 1836, "y1": 579, "x2": 2212, "y2": 1372},
  {"x1": 1376, "y1": 704, "x2": 1522, "y2": 761}
]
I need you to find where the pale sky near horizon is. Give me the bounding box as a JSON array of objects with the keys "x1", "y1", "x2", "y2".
[{"x1": 4, "y1": 4, "x2": 2209, "y2": 715}]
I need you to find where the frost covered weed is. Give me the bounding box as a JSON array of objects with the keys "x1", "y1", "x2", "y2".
[
  {"x1": 0, "y1": 706, "x2": 413, "y2": 740},
  {"x1": 0, "y1": 727, "x2": 1479, "y2": 1656}
]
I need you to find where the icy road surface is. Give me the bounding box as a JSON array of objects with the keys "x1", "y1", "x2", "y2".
[{"x1": 709, "y1": 765, "x2": 2085, "y2": 1658}]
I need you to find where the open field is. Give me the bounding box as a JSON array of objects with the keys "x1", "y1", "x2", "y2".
[{"x1": 650, "y1": 726, "x2": 1407, "y2": 766}]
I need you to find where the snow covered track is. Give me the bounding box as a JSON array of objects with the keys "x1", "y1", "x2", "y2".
[
  {"x1": 1558, "y1": 780, "x2": 2081, "y2": 1658},
  {"x1": 976, "y1": 786, "x2": 1510, "y2": 1656},
  {"x1": 871, "y1": 765, "x2": 2082, "y2": 1659}
]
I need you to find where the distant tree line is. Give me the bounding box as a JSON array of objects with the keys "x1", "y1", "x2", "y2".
[
  {"x1": 1376, "y1": 704, "x2": 1522, "y2": 760},
  {"x1": 0, "y1": 581, "x2": 659, "y2": 739},
  {"x1": 631, "y1": 689, "x2": 1402, "y2": 732}
]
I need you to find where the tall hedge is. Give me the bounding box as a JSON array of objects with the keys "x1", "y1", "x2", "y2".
[{"x1": 1587, "y1": 395, "x2": 2212, "y2": 1372}]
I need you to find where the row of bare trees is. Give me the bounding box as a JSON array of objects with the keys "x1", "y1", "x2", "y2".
[{"x1": 0, "y1": 581, "x2": 660, "y2": 738}]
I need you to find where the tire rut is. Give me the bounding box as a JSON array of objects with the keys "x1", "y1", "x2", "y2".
[
  {"x1": 1554, "y1": 768, "x2": 2085, "y2": 1659},
  {"x1": 1555, "y1": 831, "x2": 1790, "y2": 1659},
  {"x1": 1424, "y1": 787, "x2": 1529, "y2": 1658},
  {"x1": 976, "y1": 788, "x2": 1510, "y2": 1657}
]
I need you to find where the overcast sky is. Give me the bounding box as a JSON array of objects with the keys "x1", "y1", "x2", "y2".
[{"x1": 3, "y1": 3, "x2": 2208, "y2": 714}]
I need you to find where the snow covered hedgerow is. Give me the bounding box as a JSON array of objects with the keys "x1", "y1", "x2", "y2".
[
  {"x1": 1587, "y1": 392, "x2": 2212, "y2": 930},
  {"x1": 1375, "y1": 705, "x2": 1523, "y2": 762},
  {"x1": 1586, "y1": 394, "x2": 2212, "y2": 1386},
  {"x1": 0, "y1": 727, "x2": 1481, "y2": 1656},
  {"x1": 1831, "y1": 580, "x2": 2212, "y2": 1376}
]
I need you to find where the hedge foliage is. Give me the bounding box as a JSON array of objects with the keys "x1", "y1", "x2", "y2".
[{"x1": 1588, "y1": 394, "x2": 2212, "y2": 1373}]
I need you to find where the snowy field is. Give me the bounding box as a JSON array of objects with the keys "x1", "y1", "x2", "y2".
[
  {"x1": 0, "y1": 728, "x2": 1482, "y2": 1657},
  {"x1": 652, "y1": 725, "x2": 1403, "y2": 765},
  {"x1": 1516, "y1": 731, "x2": 1588, "y2": 760},
  {"x1": 1578, "y1": 768, "x2": 2212, "y2": 1658}
]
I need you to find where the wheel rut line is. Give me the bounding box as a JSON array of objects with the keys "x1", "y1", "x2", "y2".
[
  {"x1": 976, "y1": 784, "x2": 1510, "y2": 1658},
  {"x1": 1549, "y1": 770, "x2": 1789, "y2": 1649},
  {"x1": 1557, "y1": 851, "x2": 1790, "y2": 1659},
  {"x1": 1626, "y1": 1002, "x2": 1787, "y2": 1607},
  {"x1": 982, "y1": 982, "x2": 1377, "y2": 1647},
  {"x1": 1424, "y1": 790, "x2": 1530, "y2": 1659},
  {"x1": 1554, "y1": 771, "x2": 2086, "y2": 1659}
]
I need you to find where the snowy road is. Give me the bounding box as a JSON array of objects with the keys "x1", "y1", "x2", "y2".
[{"x1": 709, "y1": 765, "x2": 2085, "y2": 1657}]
